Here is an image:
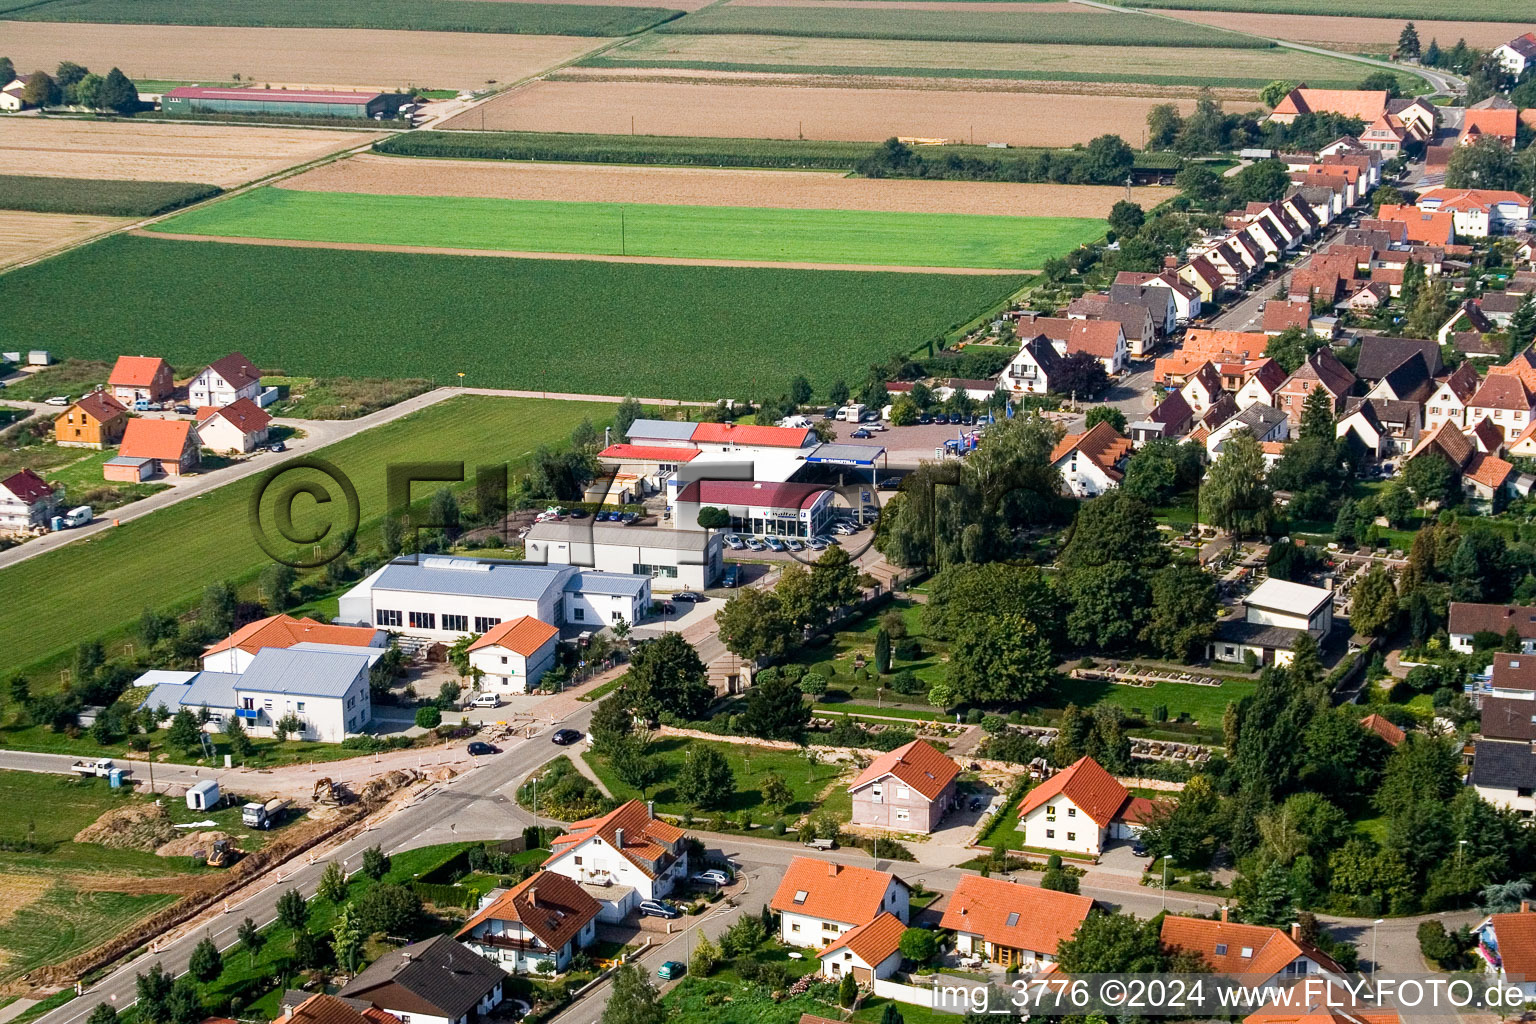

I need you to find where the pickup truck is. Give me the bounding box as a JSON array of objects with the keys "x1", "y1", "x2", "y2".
[{"x1": 71, "y1": 758, "x2": 117, "y2": 777}]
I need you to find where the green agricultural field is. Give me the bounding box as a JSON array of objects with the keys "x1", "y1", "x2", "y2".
[
  {"x1": 656, "y1": 5, "x2": 1267, "y2": 45},
  {"x1": 0, "y1": 395, "x2": 614, "y2": 678},
  {"x1": 1, "y1": 236, "x2": 1023, "y2": 398},
  {"x1": 152, "y1": 187, "x2": 1087, "y2": 270},
  {"x1": 0, "y1": 175, "x2": 220, "y2": 218},
  {"x1": 0, "y1": 0, "x2": 682, "y2": 34},
  {"x1": 1128, "y1": 0, "x2": 1524, "y2": 19}
]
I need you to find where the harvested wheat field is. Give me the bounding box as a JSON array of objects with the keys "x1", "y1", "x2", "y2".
[
  {"x1": 288, "y1": 152, "x2": 1165, "y2": 216},
  {"x1": 0, "y1": 874, "x2": 53, "y2": 928},
  {"x1": 0, "y1": 210, "x2": 131, "y2": 270},
  {"x1": 1157, "y1": 9, "x2": 1534, "y2": 51},
  {"x1": 726, "y1": 0, "x2": 1085, "y2": 10},
  {"x1": 445, "y1": 79, "x2": 1191, "y2": 146},
  {"x1": 462, "y1": 0, "x2": 715, "y2": 8},
  {"x1": 0, "y1": 119, "x2": 378, "y2": 187},
  {"x1": 0, "y1": 22, "x2": 610, "y2": 92}
]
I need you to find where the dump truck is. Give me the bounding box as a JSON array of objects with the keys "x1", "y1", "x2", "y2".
[
  {"x1": 241, "y1": 797, "x2": 290, "y2": 830},
  {"x1": 71, "y1": 758, "x2": 116, "y2": 777}
]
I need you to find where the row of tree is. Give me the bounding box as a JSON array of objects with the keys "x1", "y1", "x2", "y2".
[{"x1": 0, "y1": 57, "x2": 140, "y2": 113}]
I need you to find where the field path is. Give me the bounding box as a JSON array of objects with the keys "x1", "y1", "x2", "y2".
[
  {"x1": 0, "y1": 387, "x2": 710, "y2": 573},
  {"x1": 136, "y1": 229, "x2": 1030, "y2": 274}
]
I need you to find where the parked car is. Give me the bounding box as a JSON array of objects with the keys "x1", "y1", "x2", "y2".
[
  {"x1": 765, "y1": 537, "x2": 786, "y2": 552},
  {"x1": 850, "y1": 428, "x2": 873, "y2": 439},
  {"x1": 551, "y1": 729, "x2": 582, "y2": 745},
  {"x1": 692, "y1": 869, "x2": 730, "y2": 886},
  {"x1": 724, "y1": 534, "x2": 745, "y2": 550},
  {"x1": 918, "y1": 413, "x2": 932, "y2": 424},
  {"x1": 174, "y1": 404, "x2": 193, "y2": 415},
  {"x1": 467, "y1": 741, "x2": 499, "y2": 756},
  {"x1": 267, "y1": 441, "x2": 287, "y2": 453},
  {"x1": 568, "y1": 508, "x2": 589, "y2": 519},
  {"x1": 806, "y1": 536, "x2": 828, "y2": 550},
  {"x1": 133, "y1": 399, "x2": 159, "y2": 412},
  {"x1": 722, "y1": 565, "x2": 740, "y2": 587},
  {"x1": 45, "y1": 395, "x2": 70, "y2": 406},
  {"x1": 673, "y1": 591, "x2": 705, "y2": 603},
  {"x1": 470, "y1": 693, "x2": 499, "y2": 708},
  {"x1": 745, "y1": 538, "x2": 766, "y2": 552},
  {"x1": 934, "y1": 413, "x2": 949, "y2": 425},
  {"x1": 878, "y1": 476, "x2": 902, "y2": 490},
  {"x1": 619, "y1": 512, "x2": 638, "y2": 524},
  {"x1": 1131, "y1": 841, "x2": 1149, "y2": 857},
  {"x1": 657, "y1": 961, "x2": 686, "y2": 981},
  {"x1": 784, "y1": 537, "x2": 804, "y2": 552},
  {"x1": 639, "y1": 900, "x2": 680, "y2": 919}
]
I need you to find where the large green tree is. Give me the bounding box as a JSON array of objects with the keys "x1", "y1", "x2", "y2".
[
  {"x1": 740, "y1": 672, "x2": 810, "y2": 741},
  {"x1": 715, "y1": 588, "x2": 795, "y2": 661},
  {"x1": 625, "y1": 632, "x2": 712, "y2": 724},
  {"x1": 1141, "y1": 564, "x2": 1217, "y2": 661},
  {"x1": 923, "y1": 562, "x2": 1062, "y2": 644},
  {"x1": 1065, "y1": 562, "x2": 1150, "y2": 652},
  {"x1": 1350, "y1": 566, "x2": 1400, "y2": 637},
  {"x1": 1200, "y1": 431, "x2": 1274, "y2": 538},
  {"x1": 675, "y1": 745, "x2": 735, "y2": 809},
  {"x1": 1059, "y1": 490, "x2": 1166, "y2": 572},
  {"x1": 947, "y1": 612, "x2": 1055, "y2": 703}
]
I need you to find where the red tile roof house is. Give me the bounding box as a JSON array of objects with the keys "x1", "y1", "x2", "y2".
[
  {"x1": 108, "y1": 355, "x2": 174, "y2": 404},
  {"x1": 1465, "y1": 373, "x2": 1535, "y2": 442},
  {"x1": 938, "y1": 874, "x2": 1094, "y2": 970},
  {"x1": 1274, "y1": 350, "x2": 1357, "y2": 428},
  {"x1": 0, "y1": 469, "x2": 60, "y2": 535},
  {"x1": 1050, "y1": 421, "x2": 1134, "y2": 498},
  {"x1": 458, "y1": 870, "x2": 601, "y2": 975},
  {"x1": 189, "y1": 351, "x2": 262, "y2": 408},
  {"x1": 466, "y1": 616, "x2": 561, "y2": 695},
  {"x1": 1447, "y1": 602, "x2": 1536, "y2": 655},
  {"x1": 1161, "y1": 911, "x2": 1347, "y2": 985},
  {"x1": 542, "y1": 799, "x2": 689, "y2": 921},
  {"x1": 108, "y1": 418, "x2": 200, "y2": 478},
  {"x1": 1012, "y1": 756, "x2": 1155, "y2": 858},
  {"x1": 847, "y1": 739, "x2": 961, "y2": 833},
  {"x1": 770, "y1": 856, "x2": 910, "y2": 949},
  {"x1": 1406, "y1": 421, "x2": 1516, "y2": 509},
  {"x1": 1268, "y1": 87, "x2": 1388, "y2": 126},
  {"x1": 1262, "y1": 300, "x2": 1313, "y2": 336},
  {"x1": 815, "y1": 911, "x2": 906, "y2": 984},
  {"x1": 202, "y1": 612, "x2": 386, "y2": 673},
  {"x1": 196, "y1": 397, "x2": 272, "y2": 453},
  {"x1": 1474, "y1": 905, "x2": 1536, "y2": 1001}
]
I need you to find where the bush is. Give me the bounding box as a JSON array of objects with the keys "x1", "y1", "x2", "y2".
[
  {"x1": 889, "y1": 670, "x2": 923, "y2": 695},
  {"x1": 414, "y1": 706, "x2": 442, "y2": 729},
  {"x1": 800, "y1": 673, "x2": 828, "y2": 696}
]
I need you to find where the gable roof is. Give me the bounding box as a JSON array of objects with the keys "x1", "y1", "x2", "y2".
[
  {"x1": 1482, "y1": 695, "x2": 1536, "y2": 741},
  {"x1": 457, "y1": 870, "x2": 600, "y2": 951},
  {"x1": 1020, "y1": 335, "x2": 1066, "y2": 379},
  {"x1": 769, "y1": 856, "x2": 906, "y2": 926},
  {"x1": 689, "y1": 421, "x2": 814, "y2": 449},
  {"x1": 1184, "y1": 329, "x2": 1268, "y2": 362},
  {"x1": 1470, "y1": 739, "x2": 1536, "y2": 791},
  {"x1": 1148, "y1": 390, "x2": 1194, "y2": 431},
  {"x1": 240, "y1": 647, "x2": 371, "y2": 698},
  {"x1": 198, "y1": 396, "x2": 272, "y2": 434},
  {"x1": 546, "y1": 799, "x2": 685, "y2": 880},
  {"x1": 108, "y1": 355, "x2": 170, "y2": 388},
  {"x1": 1016, "y1": 756, "x2": 1130, "y2": 827},
  {"x1": 1263, "y1": 301, "x2": 1312, "y2": 334},
  {"x1": 848, "y1": 739, "x2": 960, "y2": 801},
  {"x1": 1160, "y1": 915, "x2": 1345, "y2": 977},
  {"x1": 1448, "y1": 602, "x2": 1536, "y2": 639},
  {"x1": 1050, "y1": 421, "x2": 1134, "y2": 482},
  {"x1": 466, "y1": 615, "x2": 561, "y2": 656},
  {"x1": 1372, "y1": 351, "x2": 1433, "y2": 403},
  {"x1": 1469, "y1": 373, "x2": 1533, "y2": 412},
  {"x1": 1487, "y1": 910, "x2": 1536, "y2": 980},
  {"x1": 205, "y1": 613, "x2": 380, "y2": 657},
  {"x1": 203, "y1": 351, "x2": 260, "y2": 391},
  {"x1": 276, "y1": 995, "x2": 399, "y2": 1024},
  {"x1": 1065, "y1": 320, "x2": 1123, "y2": 359},
  {"x1": 118, "y1": 418, "x2": 194, "y2": 462},
  {"x1": 1437, "y1": 361, "x2": 1483, "y2": 404},
  {"x1": 818, "y1": 911, "x2": 905, "y2": 965},
  {"x1": 1287, "y1": 350, "x2": 1356, "y2": 398},
  {"x1": 599, "y1": 444, "x2": 701, "y2": 463},
  {"x1": 1461, "y1": 107, "x2": 1519, "y2": 142},
  {"x1": 1409, "y1": 419, "x2": 1474, "y2": 470},
  {"x1": 70, "y1": 390, "x2": 127, "y2": 423},
  {"x1": 339, "y1": 934, "x2": 507, "y2": 1020},
  {"x1": 1359, "y1": 713, "x2": 1405, "y2": 747},
  {"x1": 1464, "y1": 451, "x2": 1514, "y2": 490},
  {"x1": 0, "y1": 468, "x2": 54, "y2": 504},
  {"x1": 938, "y1": 875, "x2": 1093, "y2": 956},
  {"x1": 1375, "y1": 204, "x2": 1455, "y2": 245},
  {"x1": 1355, "y1": 336, "x2": 1443, "y2": 382},
  {"x1": 1468, "y1": 416, "x2": 1506, "y2": 454},
  {"x1": 1273, "y1": 89, "x2": 1387, "y2": 122}
]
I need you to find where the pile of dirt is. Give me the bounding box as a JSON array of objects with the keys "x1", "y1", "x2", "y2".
[
  {"x1": 73, "y1": 803, "x2": 178, "y2": 852},
  {"x1": 155, "y1": 830, "x2": 233, "y2": 858}
]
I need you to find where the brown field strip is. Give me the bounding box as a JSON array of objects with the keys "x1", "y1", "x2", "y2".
[
  {"x1": 0, "y1": 211, "x2": 134, "y2": 270},
  {"x1": 441, "y1": 78, "x2": 1196, "y2": 147},
  {"x1": 1155, "y1": 10, "x2": 1533, "y2": 50},
  {"x1": 0, "y1": 120, "x2": 379, "y2": 187},
  {"x1": 137, "y1": 230, "x2": 1029, "y2": 274},
  {"x1": 0, "y1": 22, "x2": 610, "y2": 92},
  {"x1": 726, "y1": 0, "x2": 1085, "y2": 9},
  {"x1": 285, "y1": 153, "x2": 1170, "y2": 216},
  {"x1": 460, "y1": 0, "x2": 712, "y2": 7}
]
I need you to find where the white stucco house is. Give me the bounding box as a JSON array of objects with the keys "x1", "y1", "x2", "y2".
[
  {"x1": 188, "y1": 351, "x2": 262, "y2": 408},
  {"x1": 1208, "y1": 577, "x2": 1333, "y2": 668},
  {"x1": 196, "y1": 397, "x2": 272, "y2": 454},
  {"x1": 541, "y1": 800, "x2": 689, "y2": 921},
  {"x1": 466, "y1": 616, "x2": 561, "y2": 695},
  {"x1": 939, "y1": 875, "x2": 1094, "y2": 969},
  {"x1": 1014, "y1": 756, "x2": 1152, "y2": 858},
  {"x1": 815, "y1": 912, "x2": 906, "y2": 983},
  {"x1": 458, "y1": 871, "x2": 600, "y2": 974},
  {"x1": 770, "y1": 857, "x2": 910, "y2": 950},
  {"x1": 1050, "y1": 421, "x2": 1134, "y2": 498}
]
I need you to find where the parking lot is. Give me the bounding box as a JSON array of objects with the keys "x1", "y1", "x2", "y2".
[{"x1": 824, "y1": 416, "x2": 991, "y2": 465}]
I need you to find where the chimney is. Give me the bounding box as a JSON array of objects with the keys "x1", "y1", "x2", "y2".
[
  {"x1": 528, "y1": 886, "x2": 538, "y2": 908},
  {"x1": 615, "y1": 827, "x2": 625, "y2": 850},
  {"x1": 647, "y1": 800, "x2": 655, "y2": 818},
  {"x1": 1291, "y1": 923, "x2": 1302, "y2": 941},
  {"x1": 829, "y1": 862, "x2": 840, "y2": 877},
  {"x1": 1220, "y1": 907, "x2": 1229, "y2": 923},
  {"x1": 1523, "y1": 900, "x2": 1531, "y2": 914}
]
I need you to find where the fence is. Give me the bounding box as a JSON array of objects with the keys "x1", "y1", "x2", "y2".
[{"x1": 875, "y1": 978, "x2": 939, "y2": 1008}]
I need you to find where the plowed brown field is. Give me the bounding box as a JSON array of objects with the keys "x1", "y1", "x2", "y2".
[
  {"x1": 727, "y1": 0, "x2": 1084, "y2": 9},
  {"x1": 442, "y1": 78, "x2": 1192, "y2": 146},
  {"x1": 0, "y1": 211, "x2": 131, "y2": 270},
  {"x1": 0, "y1": 120, "x2": 378, "y2": 187},
  {"x1": 0, "y1": 22, "x2": 609, "y2": 92},
  {"x1": 284, "y1": 152, "x2": 1168, "y2": 216},
  {"x1": 1157, "y1": 10, "x2": 1531, "y2": 50}
]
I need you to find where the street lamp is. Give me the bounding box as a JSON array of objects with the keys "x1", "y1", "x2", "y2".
[
  {"x1": 1162, "y1": 854, "x2": 1174, "y2": 909},
  {"x1": 1371, "y1": 918, "x2": 1384, "y2": 974}
]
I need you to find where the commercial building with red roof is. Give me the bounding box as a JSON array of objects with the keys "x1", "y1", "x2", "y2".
[
  {"x1": 772, "y1": 857, "x2": 909, "y2": 949},
  {"x1": 939, "y1": 875, "x2": 1094, "y2": 969},
  {"x1": 543, "y1": 800, "x2": 689, "y2": 919},
  {"x1": 466, "y1": 615, "x2": 561, "y2": 694},
  {"x1": 202, "y1": 612, "x2": 386, "y2": 673},
  {"x1": 1013, "y1": 756, "x2": 1151, "y2": 857},
  {"x1": 108, "y1": 355, "x2": 174, "y2": 403},
  {"x1": 673, "y1": 478, "x2": 836, "y2": 538},
  {"x1": 1269, "y1": 87, "x2": 1388, "y2": 125},
  {"x1": 847, "y1": 739, "x2": 960, "y2": 833}
]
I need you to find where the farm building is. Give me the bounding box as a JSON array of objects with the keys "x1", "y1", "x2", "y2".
[{"x1": 160, "y1": 86, "x2": 401, "y2": 120}]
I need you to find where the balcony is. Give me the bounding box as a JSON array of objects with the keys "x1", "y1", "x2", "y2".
[{"x1": 474, "y1": 933, "x2": 546, "y2": 954}]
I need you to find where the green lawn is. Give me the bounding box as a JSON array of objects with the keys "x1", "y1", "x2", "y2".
[
  {"x1": 0, "y1": 772, "x2": 141, "y2": 844},
  {"x1": 794, "y1": 599, "x2": 950, "y2": 703},
  {"x1": 0, "y1": 395, "x2": 613, "y2": 681},
  {"x1": 0, "y1": 0, "x2": 682, "y2": 34},
  {"x1": 0, "y1": 887, "x2": 178, "y2": 984},
  {"x1": 981, "y1": 790, "x2": 1029, "y2": 852},
  {"x1": 1, "y1": 235, "x2": 1024, "y2": 399},
  {"x1": 582, "y1": 737, "x2": 851, "y2": 820},
  {"x1": 0, "y1": 359, "x2": 110, "y2": 402},
  {"x1": 1046, "y1": 674, "x2": 1255, "y2": 728},
  {"x1": 153, "y1": 187, "x2": 1092, "y2": 270},
  {"x1": 664, "y1": 975, "x2": 838, "y2": 1024},
  {"x1": 813, "y1": 703, "x2": 943, "y2": 722}
]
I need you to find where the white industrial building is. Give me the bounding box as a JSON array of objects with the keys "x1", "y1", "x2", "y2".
[
  {"x1": 525, "y1": 520, "x2": 722, "y2": 590},
  {"x1": 337, "y1": 556, "x2": 652, "y2": 639}
]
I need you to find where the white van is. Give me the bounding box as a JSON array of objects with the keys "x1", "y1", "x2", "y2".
[
  {"x1": 836, "y1": 403, "x2": 865, "y2": 422},
  {"x1": 63, "y1": 505, "x2": 93, "y2": 527},
  {"x1": 470, "y1": 693, "x2": 500, "y2": 709}
]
